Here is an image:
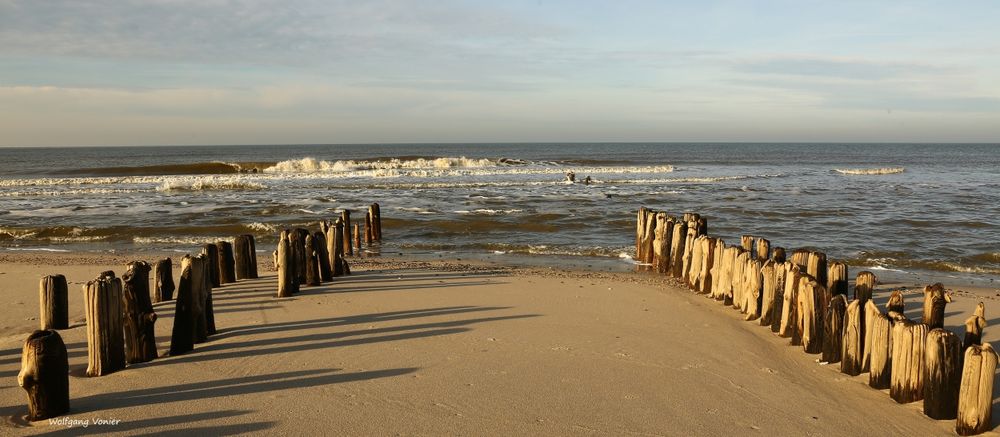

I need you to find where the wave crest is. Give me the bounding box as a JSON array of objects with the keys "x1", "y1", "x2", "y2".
[
  {"x1": 834, "y1": 167, "x2": 905, "y2": 175},
  {"x1": 264, "y1": 156, "x2": 498, "y2": 173},
  {"x1": 156, "y1": 177, "x2": 267, "y2": 192}
]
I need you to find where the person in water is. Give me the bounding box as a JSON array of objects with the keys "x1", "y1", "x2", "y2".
[
  {"x1": 583, "y1": 176, "x2": 592, "y2": 185},
  {"x1": 565, "y1": 171, "x2": 576, "y2": 183}
]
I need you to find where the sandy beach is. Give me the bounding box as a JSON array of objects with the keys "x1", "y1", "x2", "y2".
[{"x1": 0, "y1": 252, "x2": 996, "y2": 436}]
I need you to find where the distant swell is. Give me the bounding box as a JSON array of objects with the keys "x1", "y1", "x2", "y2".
[
  {"x1": 834, "y1": 167, "x2": 905, "y2": 175},
  {"x1": 62, "y1": 161, "x2": 275, "y2": 177}
]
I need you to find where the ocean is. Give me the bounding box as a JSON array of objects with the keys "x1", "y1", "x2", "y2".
[{"x1": 1, "y1": 143, "x2": 997, "y2": 283}]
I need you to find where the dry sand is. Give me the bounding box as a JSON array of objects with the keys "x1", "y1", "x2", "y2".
[{"x1": 1, "y1": 252, "x2": 999, "y2": 436}]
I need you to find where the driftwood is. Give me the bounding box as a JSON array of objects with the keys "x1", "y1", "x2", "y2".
[
  {"x1": 779, "y1": 264, "x2": 800, "y2": 342},
  {"x1": 790, "y1": 249, "x2": 809, "y2": 271},
  {"x1": 39, "y1": 275, "x2": 68, "y2": 330},
  {"x1": 923, "y1": 328, "x2": 962, "y2": 420},
  {"x1": 964, "y1": 302, "x2": 987, "y2": 350},
  {"x1": 755, "y1": 238, "x2": 770, "y2": 261},
  {"x1": 827, "y1": 262, "x2": 848, "y2": 296},
  {"x1": 890, "y1": 321, "x2": 927, "y2": 403},
  {"x1": 822, "y1": 294, "x2": 847, "y2": 363},
  {"x1": 341, "y1": 210, "x2": 353, "y2": 256},
  {"x1": 956, "y1": 343, "x2": 998, "y2": 435},
  {"x1": 868, "y1": 307, "x2": 893, "y2": 389},
  {"x1": 84, "y1": 275, "x2": 125, "y2": 376},
  {"x1": 216, "y1": 241, "x2": 236, "y2": 284},
  {"x1": 668, "y1": 221, "x2": 686, "y2": 278},
  {"x1": 277, "y1": 231, "x2": 297, "y2": 298},
  {"x1": 772, "y1": 247, "x2": 786, "y2": 264},
  {"x1": 234, "y1": 234, "x2": 259, "y2": 280},
  {"x1": 153, "y1": 258, "x2": 175, "y2": 302},
  {"x1": 17, "y1": 330, "x2": 69, "y2": 420},
  {"x1": 841, "y1": 299, "x2": 864, "y2": 375},
  {"x1": 314, "y1": 231, "x2": 332, "y2": 282},
  {"x1": 922, "y1": 283, "x2": 951, "y2": 330},
  {"x1": 122, "y1": 261, "x2": 157, "y2": 364},
  {"x1": 806, "y1": 251, "x2": 827, "y2": 289},
  {"x1": 652, "y1": 212, "x2": 670, "y2": 274},
  {"x1": 304, "y1": 233, "x2": 321, "y2": 286},
  {"x1": 854, "y1": 271, "x2": 876, "y2": 304},
  {"x1": 202, "y1": 243, "x2": 221, "y2": 288}
]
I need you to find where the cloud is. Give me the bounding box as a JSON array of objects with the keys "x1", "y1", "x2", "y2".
[{"x1": 734, "y1": 56, "x2": 954, "y2": 81}]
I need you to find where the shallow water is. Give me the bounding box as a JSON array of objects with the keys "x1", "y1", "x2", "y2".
[{"x1": 0, "y1": 143, "x2": 997, "y2": 282}]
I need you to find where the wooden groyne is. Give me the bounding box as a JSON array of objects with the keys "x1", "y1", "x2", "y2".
[{"x1": 635, "y1": 207, "x2": 994, "y2": 435}]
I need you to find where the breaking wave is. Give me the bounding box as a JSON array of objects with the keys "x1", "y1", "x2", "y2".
[
  {"x1": 264, "y1": 156, "x2": 498, "y2": 173},
  {"x1": 155, "y1": 177, "x2": 267, "y2": 192},
  {"x1": 834, "y1": 167, "x2": 905, "y2": 175}
]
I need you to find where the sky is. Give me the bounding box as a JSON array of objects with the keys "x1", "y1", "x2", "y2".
[{"x1": 1, "y1": 0, "x2": 999, "y2": 146}]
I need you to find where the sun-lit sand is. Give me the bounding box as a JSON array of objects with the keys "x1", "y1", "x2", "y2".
[{"x1": 1, "y1": 252, "x2": 998, "y2": 435}]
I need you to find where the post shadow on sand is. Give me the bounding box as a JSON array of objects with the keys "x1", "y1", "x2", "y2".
[{"x1": 32, "y1": 410, "x2": 271, "y2": 437}]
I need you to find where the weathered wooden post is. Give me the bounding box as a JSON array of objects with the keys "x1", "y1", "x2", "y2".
[
  {"x1": 233, "y1": 234, "x2": 259, "y2": 280},
  {"x1": 732, "y1": 250, "x2": 748, "y2": 311},
  {"x1": 869, "y1": 307, "x2": 893, "y2": 389},
  {"x1": 84, "y1": 274, "x2": 125, "y2": 376},
  {"x1": 277, "y1": 230, "x2": 297, "y2": 298},
  {"x1": 202, "y1": 243, "x2": 221, "y2": 288},
  {"x1": 887, "y1": 290, "x2": 905, "y2": 317},
  {"x1": 353, "y1": 223, "x2": 362, "y2": 254},
  {"x1": 652, "y1": 212, "x2": 670, "y2": 274},
  {"x1": 823, "y1": 294, "x2": 847, "y2": 363},
  {"x1": 669, "y1": 221, "x2": 686, "y2": 278},
  {"x1": 890, "y1": 321, "x2": 928, "y2": 403},
  {"x1": 806, "y1": 251, "x2": 827, "y2": 290},
  {"x1": 740, "y1": 235, "x2": 754, "y2": 256},
  {"x1": 956, "y1": 343, "x2": 998, "y2": 435},
  {"x1": 770, "y1": 261, "x2": 786, "y2": 333},
  {"x1": 688, "y1": 235, "x2": 704, "y2": 288},
  {"x1": 365, "y1": 211, "x2": 374, "y2": 246},
  {"x1": 122, "y1": 261, "x2": 157, "y2": 365},
  {"x1": 680, "y1": 216, "x2": 699, "y2": 282},
  {"x1": 216, "y1": 241, "x2": 236, "y2": 284},
  {"x1": 370, "y1": 203, "x2": 382, "y2": 241},
  {"x1": 193, "y1": 255, "x2": 214, "y2": 342},
  {"x1": 827, "y1": 262, "x2": 848, "y2": 296},
  {"x1": 799, "y1": 278, "x2": 824, "y2": 354},
  {"x1": 291, "y1": 228, "x2": 309, "y2": 285},
  {"x1": 964, "y1": 303, "x2": 986, "y2": 350},
  {"x1": 697, "y1": 237, "x2": 717, "y2": 294},
  {"x1": 772, "y1": 247, "x2": 786, "y2": 264},
  {"x1": 841, "y1": 299, "x2": 864, "y2": 375},
  {"x1": 743, "y1": 258, "x2": 762, "y2": 321},
  {"x1": 779, "y1": 263, "x2": 800, "y2": 342},
  {"x1": 304, "y1": 233, "x2": 321, "y2": 286},
  {"x1": 639, "y1": 210, "x2": 657, "y2": 269},
  {"x1": 863, "y1": 300, "x2": 881, "y2": 373},
  {"x1": 335, "y1": 218, "x2": 350, "y2": 276},
  {"x1": 759, "y1": 261, "x2": 779, "y2": 326},
  {"x1": 314, "y1": 231, "x2": 332, "y2": 282},
  {"x1": 170, "y1": 256, "x2": 196, "y2": 356},
  {"x1": 923, "y1": 328, "x2": 962, "y2": 420},
  {"x1": 755, "y1": 238, "x2": 770, "y2": 262},
  {"x1": 709, "y1": 239, "x2": 726, "y2": 300},
  {"x1": 854, "y1": 271, "x2": 877, "y2": 304},
  {"x1": 922, "y1": 283, "x2": 951, "y2": 330},
  {"x1": 341, "y1": 210, "x2": 353, "y2": 256},
  {"x1": 17, "y1": 330, "x2": 69, "y2": 420},
  {"x1": 39, "y1": 275, "x2": 68, "y2": 330},
  {"x1": 790, "y1": 249, "x2": 809, "y2": 271},
  {"x1": 153, "y1": 258, "x2": 175, "y2": 302}
]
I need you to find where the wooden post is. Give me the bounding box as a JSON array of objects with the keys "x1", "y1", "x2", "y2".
[
  {"x1": 822, "y1": 294, "x2": 847, "y2": 363},
  {"x1": 17, "y1": 330, "x2": 69, "y2": 420},
  {"x1": 827, "y1": 262, "x2": 848, "y2": 296},
  {"x1": 353, "y1": 223, "x2": 362, "y2": 254},
  {"x1": 854, "y1": 271, "x2": 876, "y2": 305},
  {"x1": 39, "y1": 275, "x2": 68, "y2": 330},
  {"x1": 697, "y1": 237, "x2": 717, "y2": 294},
  {"x1": 779, "y1": 264, "x2": 801, "y2": 343},
  {"x1": 717, "y1": 246, "x2": 737, "y2": 304},
  {"x1": 680, "y1": 217, "x2": 699, "y2": 282},
  {"x1": 277, "y1": 230, "x2": 297, "y2": 298},
  {"x1": 743, "y1": 258, "x2": 762, "y2": 321},
  {"x1": 333, "y1": 218, "x2": 347, "y2": 276},
  {"x1": 799, "y1": 278, "x2": 824, "y2": 354},
  {"x1": 84, "y1": 275, "x2": 125, "y2": 376},
  {"x1": 887, "y1": 290, "x2": 905, "y2": 316},
  {"x1": 190, "y1": 255, "x2": 212, "y2": 342},
  {"x1": 963, "y1": 303, "x2": 986, "y2": 350},
  {"x1": 688, "y1": 235, "x2": 704, "y2": 288},
  {"x1": 863, "y1": 300, "x2": 881, "y2": 373},
  {"x1": 709, "y1": 239, "x2": 726, "y2": 300},
  {"x1": 202, "y1": 243, "x2": 221, "y2": 288},
  {"x1": 956, "y1": 343, "x2": 998, "y2": 436},
  {"x1": 787, "y1": 249, "x2": 806, "y2": 271},
  {"x1": 153, "y1": 258, "x2": 175, "y2": 302},
  {"x1": 841, "y1": 299, "x2": 864, "y2": 375},
  {"x1": 772, "y1": 247, "x2": 786, "y2": 264},
  {"x1": 890, "y1": 321, "x2": 927, "y2": 403},
  {"x1": 314, "y1": 231, "x2": 332, "y2": 282},
  {"x1": 652, "y1": 212, "x2": 670, "y2": 274},
  {"x1": 365, "y1": 211, "x2": 374, "y2": 246},
  {"x1": 770, "y1": 260, "x2": 786, "y2": 333},
  {"x1": 806, "y1": 251, "x2": 827, "y2": 289},
  {"x1": 341, "y1": 210, "x2": 353, "y2": 256},
  {"x1": 304, "y1": 233, "x2": 321, "y2": 286},
  {"x1": 923, "y1": 328, "x2": 962, "y2": 420},
  {"x1": 740, "y1": 235, "x2": 754, "y2": 256},
  {"x1": 639, "y1": 210, "x2": 657, "y2": 269},
  {"x1": 759, "y1": 261, "x2": 779, "y2": 326},
  {"x1": 755, "y1": 238, "x2": 770, "y2": 261},
  {"x1": 122, "y1": 261, "x2": 157, "y2": 365},
  {"x1": 216, "y1": 241, "x2": 236, "y2": 284},
  {"x1": 291, "y1": 228, "x2": 308, "y2": 285},
  {"x1": 669, "y1": 221, "x2": 686, "y2": 278},
  {"x1": 922, "y1": 283, "x2": 951, "y2": 330},
  {"x1": 170, "y1": 256, "x2": 197, "y2": 356},
  {"x1": 869, "y1": 306, "x2": 893, "y2": 389},
  {"x1": 373, "y1": 202, "x2": 382, "y2": 241},
  {"x1": 732, "y1": 250, "x2": 749, "y2": 311},
  {"x1": 233, "y1": 234, "x2": 259, "y2": 280}
]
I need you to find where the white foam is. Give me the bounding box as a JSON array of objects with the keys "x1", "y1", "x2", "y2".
[
  {"x1": 834, "y1": 167, "x2": 905, "y2": 175},
  {"x1": 263, "y1": 156, "x2": 497, "y2": 173},
  {"x1": 156, "y1": 176, "x2": 266, "y2": 192},
  {"x1": 246, "y1": 222, "x2": 277, "y2": 233}
]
